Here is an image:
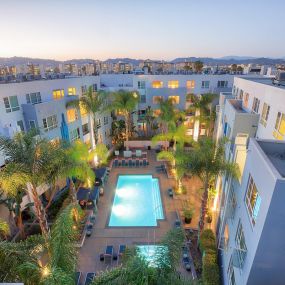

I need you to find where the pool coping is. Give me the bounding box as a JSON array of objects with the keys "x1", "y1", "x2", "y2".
[{"x1": 105, "y1": 173, "x2": 167, "y2": 229}]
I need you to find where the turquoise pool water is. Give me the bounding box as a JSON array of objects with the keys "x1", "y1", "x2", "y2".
[{"x1": 108, "y1": 175, "x2": 164, "y2": 227}]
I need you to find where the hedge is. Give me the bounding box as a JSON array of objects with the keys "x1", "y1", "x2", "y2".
[
  {"x1": 202, "y1": 250, "x2": 220, "y2": 285},
  {"x1": 199, "y1": 229, "x2": 216, "y2": 253}
]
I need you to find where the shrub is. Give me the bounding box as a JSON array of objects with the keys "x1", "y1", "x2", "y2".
[
  {"x1": 202, "y1": 250, "x2": 220, "y2": 285},
  {"x1": 199, "y1": 229, "x2": 216, "y2": 253}
]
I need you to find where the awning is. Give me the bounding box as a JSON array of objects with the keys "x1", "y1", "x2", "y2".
[{"x1": 76, "y1": 186, "x2": 99, "y2": 201}]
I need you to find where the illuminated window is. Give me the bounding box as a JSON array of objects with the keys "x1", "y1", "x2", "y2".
[
  {"x1": 152, "y1": 96, "x2": 162, "y2": 104},
  {"x1": 245, "y1": 175, "x2": 261, "y2": 226},
  {"x1": 169, "y1": 96, "x2": 179, "y2": 104},
  {"x1": 66, "y1": 108, "x2": 78, "y2": 123},
  {"x1": 260, "y1": 103, "x2": 270, "y2": 127},
  {"x1": 186, "y1": 80, "x2": 195, "y2": 89},
  {"x1": 53, "y1": 89, "x2": 64, "y2": 100},
  {"x1": 43, "y1": 115, "x2": 57, "y2": 132},
  {"x1": 243, "y1": 93, "x2": 249, "y2": 108},
  {"x1": 79, "y1": 102, "x2": 88, "y2": 117},
  {"x1": 68, "y1": 87, "x2": 76, "y2": 96},
  {"x1": 273, "y1": 112, "x2": 285, "y2": 139},
  {"x1": 152, "y1": 81, "x2": 163, "y2": 88},
  {"x1": 168, "y1": 80, "x2": 179, "y2": 88},
  {"x1": 153, "y1": 109, "x2": 161, "y2": 117}
]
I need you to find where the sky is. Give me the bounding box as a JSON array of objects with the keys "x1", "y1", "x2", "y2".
[{"x1": 1, "y1": 0, "x2": 284, "y2": 60}]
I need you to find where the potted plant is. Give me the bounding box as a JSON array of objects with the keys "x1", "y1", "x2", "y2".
[
  {"x1": 183, "y1": 207, "x2": 194, "y2": 224},
  {"x1": 206, "y1": 210, "x2": 213, "y2": 224}
]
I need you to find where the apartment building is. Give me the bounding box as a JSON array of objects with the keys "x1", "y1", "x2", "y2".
[
  {"x1": 0, "y1": 75, "x2": 112, "y2": 167},
  {"x1": 215, "y1": 76, "x2": 285, "y2": 285}
]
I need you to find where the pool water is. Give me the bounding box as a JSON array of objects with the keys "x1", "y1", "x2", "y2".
[{"x1": 108, "y1": 175, "x2": 164, "y2": 227}]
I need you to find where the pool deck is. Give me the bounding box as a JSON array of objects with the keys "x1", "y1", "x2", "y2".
[{"x1": 77, "y1": 150, "x2": 202, "y2": 281}]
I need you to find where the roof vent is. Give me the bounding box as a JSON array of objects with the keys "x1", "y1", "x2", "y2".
[{"x1": 272, "y1": 71, "x2": 285, "y2": 86}]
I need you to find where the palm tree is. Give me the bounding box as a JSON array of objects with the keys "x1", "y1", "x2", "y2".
[
  {"x1": 0, "y1": 219, "x2": 10, "y2": 240},
  {"x1": 91, "y1": 229, "x2": 193, "y2": 285},
  {"x1": 105, "y1": 90, "x2": 139, "y2": 149},
  {"x1": 186, "y1": 138, "x2": 238, "y2": 232},
  {"x1": 157, "y1": 98, "x2": 176, "y2": 133},
  {"x1": 0, "y1": 204, "x2": 81, "y2": 284},
  {"x1": 0, "y1": 130, "x2": 70, "y2": 239},
  {"x1": 66, "y1": 86, "x2": 105, "y2": 149}
]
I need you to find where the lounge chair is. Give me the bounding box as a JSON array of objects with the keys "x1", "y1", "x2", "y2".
[
  {"x1": 75, "y1": 272, "x2": 81, "y2": 285},
  {"x1": 104, "y1": 245, "x2": 114, "y2": 263},
  {"x1": 143, "y1": 159, "x2": 147, "y2": 167},
  {"x1": 135, "y1": 160, "x2": 140, "y2": 167},
  {"x1": 174, "y1": 219, "x2": 181, "y2": 228},
  {"x1": 85, "y1": 272, "x2": 95, "y2": 285},
  {"x1": 128, "y1": 159, "x2": 132, "y2": 167},
  {"x1": 139, "y1": 160, "x2": 143, "y2": 166},
  {"x1": 113, "y1": 159, "x2": 118, "y2": 168},
  {"x1": 168, "y1": 188, "x2": 174, "y2": 198},
  {"x1": 122, "y1": 160, "x2": 126, "y2": 167}
]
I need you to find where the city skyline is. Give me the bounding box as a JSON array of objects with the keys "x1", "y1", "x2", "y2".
[{"x1": 1, "y1": 0, "x2": 285, "y2": 60}]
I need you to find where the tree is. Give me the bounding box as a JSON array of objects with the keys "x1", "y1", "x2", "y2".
[
  {"x1": 0, "y1": 204, "x2": 82, "y2": 284},
  {"x1": 186, "y1": 138, "x2": 238, "y2": 232},
  {"x1": 0, "y1": 219, "x2": 10, "y2": 240},
  {"x1": 91, "y1": 229, "x2": 193, "y2": 285},
  {"x1": 194, "y1": 61, "x2": 203, "y2": 73},
  {"x1": 0, "y1": 130, "x2": 69, "y2": 240},
  {"x1": 231, "y1": 64, "x2": 237, "y2": 72},
  {"x1": 105, "y1": 90, "x2": 139, "y2": 149},
  {"x1": 66, "y1": 86, "x2": 105, "y2": 149}
]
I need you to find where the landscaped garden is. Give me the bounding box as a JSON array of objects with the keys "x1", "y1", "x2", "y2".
[{"x1": 0, "y1": 87, "x2": 238, "y2": 284}]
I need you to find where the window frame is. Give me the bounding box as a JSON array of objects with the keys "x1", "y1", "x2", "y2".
[
  {"x1": 260, "y1": 102, "x2": 270, "y2": 127},
  {"x1": 235, "y1": 220, "x2": 247, "y2": 268},
  {"x1": 43, "y1": 115, "x2": 58, "y2": 132},
  {"x1": 201, "y1": 81, "x2": 210, "y2": 89},
  {"x1": 3, "y1": 95, "x2": 20, "y2": 113}
]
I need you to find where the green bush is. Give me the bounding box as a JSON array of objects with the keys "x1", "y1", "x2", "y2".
[
  {"x1": 199, "y1": 229, "x2": 216, "y2": 253},
  {"x1": 202, "y1": 250, "x2": 220, "y2": 285}
]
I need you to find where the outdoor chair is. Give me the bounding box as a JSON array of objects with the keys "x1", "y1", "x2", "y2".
[
  {"x1": 135, "y1": 160, "x2": 140, "y2": 167},
  {"x1": 139, "y1": 160, "x2": 143, "y2": 166},
  {"x1": 122, "y1": 160, "x2": 126, "y2": 167},
  {"x1": 143, "y1": 159, "x2": 147, "y2": 167},
  {"x1": 113, "y1": 159, "x2": 118, "y2": 168},
  {"x1": 104, "y1": 245, "x2": 114, "y2": 263},
  {"x1": 75, "y1": 272, "x2": 81, "y2": 285},
  {"x1": 129, "y1": 159, "x2": 133, "y2": 167},
  {"x1": 85, "y1": 272, "x2": 96, "y2": 285},
  {"x1": 168, "y1": 188, "x2": 174, "y2": 197}
]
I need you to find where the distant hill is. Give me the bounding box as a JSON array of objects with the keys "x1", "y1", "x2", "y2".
[{"x1": 0, "y1": 56, "x2": 284, "y2": 67}]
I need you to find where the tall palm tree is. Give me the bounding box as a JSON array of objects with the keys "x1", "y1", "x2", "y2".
[
  {"x1": 157, "y1": 98, "x2": 176, "y2": 133},
  {"x1": 0, "y1": 130, "x2": 69, "y2": 240},
  {"x1": 186, "y1": 138, "x2": 238, "y2": 232},
  {"x1": 105, "y1": 90, "x2": 139, "y2": 149},
  {"x1": 66, "y1": 86, "x2": 105, "y2": 149},
  {"x1": 0, "y1": 204, "x2": 81, "y2": 284},
  {"x1": 91, "y1": 229, "x2": 193, "y2": 285}
]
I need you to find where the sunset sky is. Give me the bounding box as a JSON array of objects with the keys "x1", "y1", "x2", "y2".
[{"x1": 1, "y1": 0, "x2": 284, "y2": 60}]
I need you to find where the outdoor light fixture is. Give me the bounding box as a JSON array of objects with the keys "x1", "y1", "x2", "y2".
[{"x1": 42, "y1": 266, "x2": 50, "y2": 277}]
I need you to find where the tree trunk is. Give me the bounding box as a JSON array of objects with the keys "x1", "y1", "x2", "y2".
[
  {"x1": 16, "y1": 211, "x2": 25, "y2": 239},
  {"x1": 199, "y1": 177, "x2": 209, "y2": 233},
  {"x1": 30, "y1": 184, "x2": 49, "y2": 239},
  {"x1": 90, "y1": 113, "x2": 96, "y2": 150},
  {"x1": 125, "y1": 113, "x2": 130, "y2": 150},
  {"x1": 69, "y1": 179, "x2": 79, "y2": 222}
]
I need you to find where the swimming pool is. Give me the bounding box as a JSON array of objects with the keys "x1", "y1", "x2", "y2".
[{"x1": 108, "y1": 175, "x2": 164, "y2": 227}]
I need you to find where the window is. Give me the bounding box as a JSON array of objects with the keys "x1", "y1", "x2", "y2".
[
  {"x1": 243, "y1": 93, "x2": 249, "y2": 108},
  {"x1": 68, "y1": 87, "x2": 76, "y2": 96},
  {"x1": 79, "y1": 102, "x2": 88, "y2": 117},
  {"x1": 201, "y1": 81, "x2": 210, "y2": 89},
  {"x1": 217, "y1": 81, "x2": 228, "y2": 88},
  {"x1": 138, "y1": 81, "x2": 146, "y2": 89},
  {"x1": 3, "y1": 96, "x2": 20, "y2": 113},
  {"x1": 29, "y1": 120, "x2": 36, "y2": 129},
  {"x1": 96, "y1": 118, "x2": 101, "y2": 129},
  {"x1": 239, "y1": 89, "x2": 243, "y2": 100},
  {"x1": 252, "y1": 97, "x2": 260, "y2": 113},
  {"x1": 186, "y1": 80, "x2": 195, "y2": 89},
  {"x1": 82, "y1": 123, "x2": 89, "y2": 135},
  {"x1": 140, "y1": 95, "x2": 146, "y2": 103},
  {"x1": 26, "y1": 92, "x2": 42, "y2": 104},
  {"x1": 53, "y1": 89, "x2": 64, "y2": 100},
  {"x1": 81, "y1": 85, "x2": 87, "y2": 94},
  {"x1": 152, "y1": 96, "x2": 162, "y2": 104},
  {"x1": 245, "y1": 175, "x2": 261, "y2": 225},
  {"x1": 66, "y1": 108, "x2": 78, "y2": 123},
  {"x1": 168, "y1": 96, "x2": 179, "y2": 104},
  {"x1": 168, "y1": 80, "x2": 179, "y2": 88},
  {"x1": 227, "y1": 257, "x2": 236, "y2": 285},
  {"x1": 273, "y1": 112, "x2": 285, "y2": 139},
  {"x1": 43, "y1": 115, "x2": 57, "y2": 132},
  {"x1": 92, "y1": 84, "x2": 97, "y2": 92},
  {"x1": 235, "y1": 220, "x2": 247, "y2": 268},
  {"x1": 70, "y1": 128, "x2": 80, "y2": 142},
  {"x1": 228, "y1": 186, "x2": 237, "y2": 220},
  {"x1": 17, "y1": 120, "x2": 24, "y2": 132},
  {"x1": 260, "y1": 103, "x2": 270, "y2": 127},
  {"x1": 152, "y1": 81, "x2": 163, "y2": 88},
  {"x1": 104, "y1": 116, "x2": 108, "y2": 125}
]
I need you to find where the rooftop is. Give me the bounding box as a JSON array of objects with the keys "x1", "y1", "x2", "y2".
[
  {"x1": 228, "y1": 99, "x2": 247, "y2": 113},
  {"x1": 241, "y1": 76, "x2": 285, "y2": 90},
  {"x1": 257, "y1": 140, "x2": 285, "y2": 178}
]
